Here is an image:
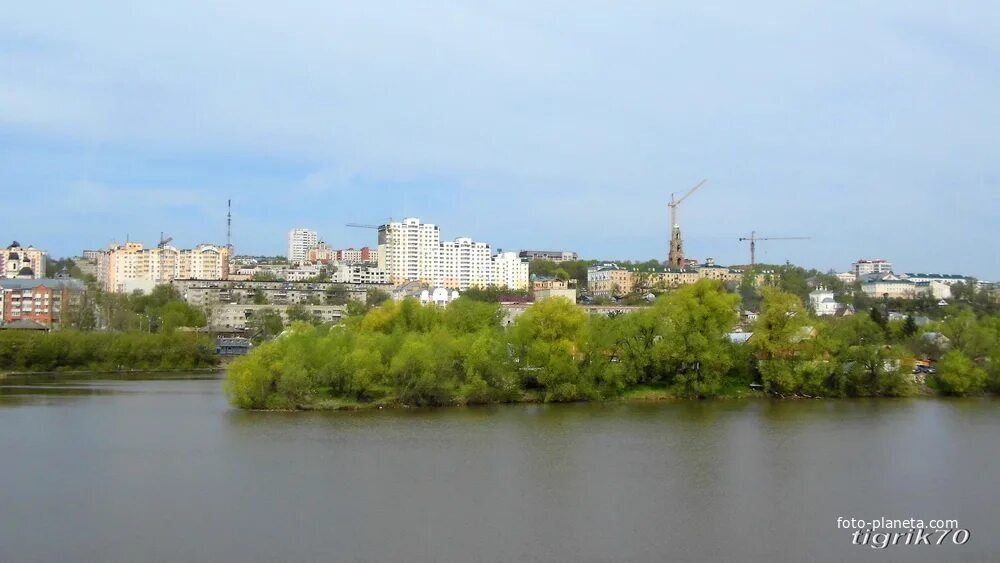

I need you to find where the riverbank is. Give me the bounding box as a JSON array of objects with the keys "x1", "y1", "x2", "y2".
[{"x1": 0, "y1": 367, "x2": 225, "y2": 380}]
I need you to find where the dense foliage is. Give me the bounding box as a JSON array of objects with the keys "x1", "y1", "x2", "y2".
[
  {"x1": 225, "y1": 279, "x2": 1000, "y2": 409},
  {"x1": 0, "y1": 331, "x2": 217, "y2": 373}
]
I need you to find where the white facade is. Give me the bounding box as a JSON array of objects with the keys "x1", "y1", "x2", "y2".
[
  {"x1": 332, "y1": 264, "x2": 389, "y2": 285},
  {"x1": 436, "y1": 237, "x2": 493, "y2": 290},
  {"x1": 809, "y1": 287, "x2": 840, "y2": 316},
  {"x1": 378, "y1": 218, "x2": 441, "y2": 284},
  {"x1": 287, "y1": 228, "x2": 318, "y2": 263},
  {"x1": 853, "y1": 259, "x2": 893, "y2": 277},
  {"x1": 3, "y1": 242, "x2": 47, "y2": 279},
  {"x1": 836, "y1": 272, "x2": 857, "y2": 284},
  {"x1": 492, "y1": 251, "x2": 530, "y2": 290}
]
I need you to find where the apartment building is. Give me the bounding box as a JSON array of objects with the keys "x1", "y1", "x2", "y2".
[
  {"x1": 518, "y1": 250, "x2": 578, "y2": 263},
  {"x1": 378, "y1": 218, "x2": 441, "y2": 284},
  {"x1": 436, "y1": 237, "x2": 493, "y2": 290},
  {"x1": 102, "y1": 242, "x2": 231, "y2": 293},
  {"x1": 287, "y1": 228, "x2": 318, "y2": 263},
  {"x1": 493, "y1": 252, "x2": 530, "y2": 290},
  {"x1": 1, "y1": 278, "x2": 85, "y2": 328},
  {"x1": 853, "y1": 259, "x2": 893, "y2": 277}
]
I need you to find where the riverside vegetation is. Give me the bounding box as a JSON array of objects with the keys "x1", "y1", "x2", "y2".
[
  {"x1": 0, "y1": 331, "x2": 217, "y2": 373},
  {"x1": 225, "y1": 280, "x2": 1000, "y2": 409}
]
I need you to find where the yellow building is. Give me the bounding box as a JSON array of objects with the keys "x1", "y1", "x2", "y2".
[{"x1": 102, "y1": 242, "x2": 231, "y2": 293}]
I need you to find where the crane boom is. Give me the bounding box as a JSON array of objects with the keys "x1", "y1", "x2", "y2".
[
  {"x1": 667, "y1": 179, "x2": 708, "y2": 268},
  {"x1": 738, "y1": 231, "x2": 810, "y2": 267},
  {"x1": 346, "y1": 223, "x2": 379, "y2": 229}
]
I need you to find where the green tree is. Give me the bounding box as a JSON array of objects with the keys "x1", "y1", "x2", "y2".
[
  {"x1": 751, "y1": 287, "x2": 812, "y2": 394},
  {"x1": 934, "y1": 351, "x2": 987, "y2": 395},
  {"x1": 651, "y1": 280, "x2": 739, "y2": 398}
]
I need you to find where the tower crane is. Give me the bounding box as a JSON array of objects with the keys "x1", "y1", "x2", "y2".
[
  {"x1": 667, "y1": 179, "x2": 707, "y2": 268},
  {"x1": 345, "y1": 223, "x2": 379, "y2": 229},
  {"x1": 158, "y1": 232, "x2": 173, "y2": 248},
  {"x1": 738, "y1": 231, "x2": 810, "y2": 267}
]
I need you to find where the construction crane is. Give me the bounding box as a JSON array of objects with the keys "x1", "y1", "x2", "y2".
[
  {"x1": 158, "y1": 232, "x2": 173, "y2": 248},
  {"x1": 667, "y1": 179, "x2": 707, "y2": 268},
  {"x1": 346, "y1": 217, "x2": 394, "y2": 230},
  {"x1": 738, "y1": 231, "x2": 810, "y2": 267}
]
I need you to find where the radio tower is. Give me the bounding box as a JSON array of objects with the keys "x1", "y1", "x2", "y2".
[{"x1": 226, "y1": 199, "x2": 232, "y2": 249}]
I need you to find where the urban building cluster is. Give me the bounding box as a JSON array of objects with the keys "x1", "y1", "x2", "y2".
[
  {"x1": 587, "y1": 259, "x2": 753, "y2": 298},
  {"x1": 85, "y1": 241, "x2": 232, "y2": 294},
  {"x1": 374, "y1": 217, "x2": 530, "y2": 290},
  {"x1": 837, "y1": 258, "x2": 979, "y2": 301}
]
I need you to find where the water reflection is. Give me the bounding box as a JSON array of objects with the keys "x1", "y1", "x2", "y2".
[{"x1": 0, "y1": 375, "x2": 997, "y2": 563}]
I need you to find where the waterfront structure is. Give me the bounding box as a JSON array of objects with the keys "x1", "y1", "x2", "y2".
[
  {"x1": 287, "y1": 228, "x2": 318, "y2": 263},
  {"x1": 2, "y1": 241, "x2": 47, "y2": 279},
  {"x1": 518, "y1": 250, "x2": 578, "y2": 263},
  {"x1": 853, "y1": 259, "x2": 893, "y2": 277},
  {"x1": 101, "y1": 242, "x2": 231, "y2": 293},
  {"x1": 493, "y1": 252, "x2": 530, "y2": 290},
  {"x1": 1, "y1": 278, "x2": 85, "y2": 328}
]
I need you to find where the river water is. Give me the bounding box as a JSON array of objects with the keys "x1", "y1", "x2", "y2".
[{"x1": 0, "y1": 374, "x2": 997, "y2": 563}]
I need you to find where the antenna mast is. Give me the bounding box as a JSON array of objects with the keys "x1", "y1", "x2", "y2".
[{"x1": 226, "y1": 199, "x2": 232, "y2": 249}]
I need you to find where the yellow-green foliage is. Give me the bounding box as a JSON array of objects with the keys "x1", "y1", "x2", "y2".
[{"x1": 224, "y1": 282, "x2": 1000, "y2": 409}]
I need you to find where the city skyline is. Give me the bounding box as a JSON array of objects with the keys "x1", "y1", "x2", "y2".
[{"x1": 2, "y1": 2, "x2": 998, "y2": 278}]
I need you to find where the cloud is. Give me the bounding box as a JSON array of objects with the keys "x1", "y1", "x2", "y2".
[{"x1": 1, "y1": 1, "x2": 999, "y2": 276}]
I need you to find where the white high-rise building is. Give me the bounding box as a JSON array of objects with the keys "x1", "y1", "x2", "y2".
[
  {"x1": 436, "y1": 237, "x2": 493, "y2": 290},
  {"x1": 287, "y1": 228, "x2": 318, "y2": 263},
  {"x1": 378, "y1": 218, "x2": 441, "y2": 284},
  {"x1": 492, "y1": 251, "x2": 530, "y2": 290},
  {"x1": 377, "y1": 217, "x2": 528, "y2": 290}
]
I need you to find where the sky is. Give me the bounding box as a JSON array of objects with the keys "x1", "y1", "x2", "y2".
[{"x1": 1, "y1": 1, "x2": 998, "y2": 278}]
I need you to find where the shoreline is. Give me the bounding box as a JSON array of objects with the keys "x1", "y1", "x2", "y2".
[
  {"x1": 239, "y1": 385, "x2": 972, "y2": 412},
  {"x1": 0, "y1": 367, "x2": 225, "y2": 379}
]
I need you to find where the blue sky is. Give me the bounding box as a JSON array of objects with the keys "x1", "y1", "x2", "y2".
[{"x1": 1, "y1": 2, "x2": 998, "y2": 278}]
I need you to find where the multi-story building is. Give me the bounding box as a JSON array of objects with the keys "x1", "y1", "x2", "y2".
[
  {"x1": 287, "y1": 228, "x2": 318, "y2": 263},
  {"x1": 435, "y1": 237, "x2": 493, "y2": 290},
  {"x1": 1, "y1": 278, "x2": 85, "y2": 328},
  {"x1": 493, "y1": 252, "x2": 530, "y2": 290},
  {"x1": 209, "y1": 303, "x2": 347, "y2": 331},
  {"x1": 518, "y1": 250, "x2": 578, "y2": 263},
  {"x1": 900, "y1": 273, "x2": 973, "y2": 286},
  {"x1": 378, "y1": 218, "x2": 441, "y2": 285},
  {"x1": 377, "y1": 217, "x2": 529, "y2": 290},
  {"x1": 3, "y1": 241, "x2": 47, "y2": 279},
  {"x1": 332, "y1": 264, "x2": 389, "y2": 285},
  {"x1": 335, "y1": 247, "x2": 374, "y2": 264},
  {"x1": 853, "y1": 259, "x2": 893, "y2": 277},
  {"x1": 305, "y1": 241, "x2": 335, "y2": 264},
  {"x1": 102, "y1": 242, "x2": 231, "y2": 293},
  {"x1": 588, "y1": 264, "x2": 636, "y2": 297}
]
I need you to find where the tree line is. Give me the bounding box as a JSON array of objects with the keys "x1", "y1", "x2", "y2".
[
  {"x1": 0, "y1": 331, "x2": 217, "y2": 373},
  {"x1": 225, "y1": 279, "x2": 1000, "y2": 409}
]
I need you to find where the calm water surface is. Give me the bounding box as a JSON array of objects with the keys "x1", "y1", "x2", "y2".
[{"x1": 0, "y1": 374, "x2": 997, "y2": 563}]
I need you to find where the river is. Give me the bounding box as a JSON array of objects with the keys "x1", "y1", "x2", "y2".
[{"x1": 0, "y1": 373, "x2": 997, "y2": 562}]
